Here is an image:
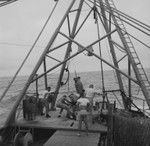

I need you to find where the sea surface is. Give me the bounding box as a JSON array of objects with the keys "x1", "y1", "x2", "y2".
[{"x1": 0, "y1": 69, "x2": 150, "y2": 127}]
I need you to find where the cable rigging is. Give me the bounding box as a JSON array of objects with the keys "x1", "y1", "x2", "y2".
[
  {"x1": 0, "y1": 1, "x2": 59, "y2": 102},
  {"x1": 84, "y1": 0, "x2": 150, "y2": 50},
  {"x1": 0, "y1": 42, "x2": 45, "y2": 48},
  {"x1": 88, "y1": 0, "x2": 150, "y2": 36},
  {"x1": 102, "y1": 1, "x2": 150, "y2": 31},
  {"x1": 0, "y1": 0, "x2": 18, "y2": 7},
  {"x1": 96, "y1": 5, "x2": 150, "y2": 49},
  {"x1": 94, "y1": 2, "x2": 105, "y2": 92}
]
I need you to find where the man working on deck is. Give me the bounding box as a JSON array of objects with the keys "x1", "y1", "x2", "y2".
[
  {"x1": 74, "y1": 77, "x2": 84, "y2": 97},
  {"x1": 85, "y1": 84, "x2": 101, "y2": 124},
  {"x1": 85, "y1": 84, "x2": 99, "y2": 108},
  {"x1": 77, "y1": 91, "x2": 90, "y2": 136},
  {"x1": 44, "y1": 86, "x2": 56, "y2": 111},
  {"x1": 39, "y1": 87, "x2": 51, "y2": 118},
  {"x1": 56, "y1": 95, "x2": 72, "y2": 118},
  {"x1": 68, "y1": 93, "x2": 79, "y2": 120}
]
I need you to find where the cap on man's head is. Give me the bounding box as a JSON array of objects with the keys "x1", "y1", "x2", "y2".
[
  {"x1": 47, "y1": 86, "x2": 51, "y2": 90},
  {"x1": 69, "y1": 93, "x2": 74, "y2": 97},
  {"x1": 89, "y1": 84, "x2": 94, "y2": 88},
  {"x1": 74, "y1": 76, "x2": 80, "y2": 81}
]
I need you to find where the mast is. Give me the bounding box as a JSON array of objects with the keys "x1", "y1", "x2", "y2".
[
  {"x1": 99, "y1": 0, "x2": 128, "y2": 109},
  {"x1": 54, "y1": 0, "x2": 84, "y2": 106}
]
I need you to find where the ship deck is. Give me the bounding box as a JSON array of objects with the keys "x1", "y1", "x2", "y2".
[
  {"x1": 14, "y1": 109, "x2": 107, "y2": 133},
  {"x1": 9, "y1": 109, "x2": 107, "y2": 145},
  {"x1": 44, "y1": 130, "x2": 100, "y2": 146}
]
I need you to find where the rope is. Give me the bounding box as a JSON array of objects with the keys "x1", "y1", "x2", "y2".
[
  {"x1": 88, "y1": 0, "x2": 150, "y2": 35},
  {"x1": 96, "y1": 13, "x2": 105, "y2": 92},
  {"x1": 94, "y1": 3, "x2": 150, "y2": 49},
  {"x1": 0, "y1": 42, "x2": 44, "y2": 48},
  {"x1": 93, "y1": 0, "x2": 98, "y2": 23},
  {"x1": 102, "y1": 1, "x2": 150, "y2": 31},
  {"x1": 0, "y1": 0, "x2": 18, "y2": 7},
  {"x1": 87, "y1": 0, "x2": 150, "y2": 51},
  {"x1": 83, "y1": 0, "x2": 150, "y2": 51},
  {"x1": 0, "y1": 1, "x2": 59, "y2": 102},
  {"x1": 93, "y1": 0, "x2": 150, "y2": 32}
]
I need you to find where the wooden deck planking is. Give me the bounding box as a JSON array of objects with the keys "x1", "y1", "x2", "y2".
[
  {"x1": 15, "y1": 109, "x2": 107, "y2": 133},
  {"x1": 44, "y1": 130, "x2": 100, "y2": 146}
]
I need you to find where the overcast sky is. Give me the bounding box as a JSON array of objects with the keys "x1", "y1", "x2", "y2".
[{"x1": 0, "y1": 0, "x2": 150, "y2": 77}]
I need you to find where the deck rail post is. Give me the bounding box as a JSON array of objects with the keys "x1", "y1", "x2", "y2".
[{"x1": 107, "y1": 104, "x2": 114, "y2": 146}]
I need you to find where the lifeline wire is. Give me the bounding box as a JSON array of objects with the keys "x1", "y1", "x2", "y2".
[{"x1": 0, "y1": 1, "x2": 59, "y2": 102}]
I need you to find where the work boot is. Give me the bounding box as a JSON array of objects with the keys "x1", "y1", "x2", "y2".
[
  {"x1": 46, "y1": 114, "x2": 51, "y2": 118},
  {"x1": 58, "y1": 114, "x2": 61, "y2": 118}
]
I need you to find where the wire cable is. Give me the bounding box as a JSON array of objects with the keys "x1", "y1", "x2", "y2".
[
  {"x1": 0, "y1": 1, "x2": 59, "y2": 102},
  {"x1": 88, "y1": 0, "x2": 150, "y2": 35},
  {"x1": 0, "y1": 42, "x2": 45, "y2": 48},
  {"x1": 95, "y1": 4, "x2": 150, "y2": 49},
  {"x1": 96, "y1": 16, "x2": 105, "y2": 92},
  {"x1": 102, "y1": 1, "x2": 150, "y2": 31},
  {"x1": 0, "y1": 0, "x2": 18, "y2": 7},
  {"x1": 85, "y1": 0, "x2": 150, "y2": 49}
]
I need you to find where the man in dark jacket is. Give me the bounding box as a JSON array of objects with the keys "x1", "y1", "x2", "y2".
[{"x1": 74, "y1": 77, "x2": 84, "y2": 97}]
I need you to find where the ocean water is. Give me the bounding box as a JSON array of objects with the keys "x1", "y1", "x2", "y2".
[{"x1": 0, "y1": 69, "x2": 150, "y2": 127}]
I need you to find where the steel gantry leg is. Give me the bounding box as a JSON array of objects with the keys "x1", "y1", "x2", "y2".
[{"x1": 5, "y1": 0, "x2": 76, "y2": 126}]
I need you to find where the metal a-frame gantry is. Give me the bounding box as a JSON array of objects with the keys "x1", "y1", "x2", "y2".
[{"x1": 5, "y1": 0, "x2": 150, "y2": 126}]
